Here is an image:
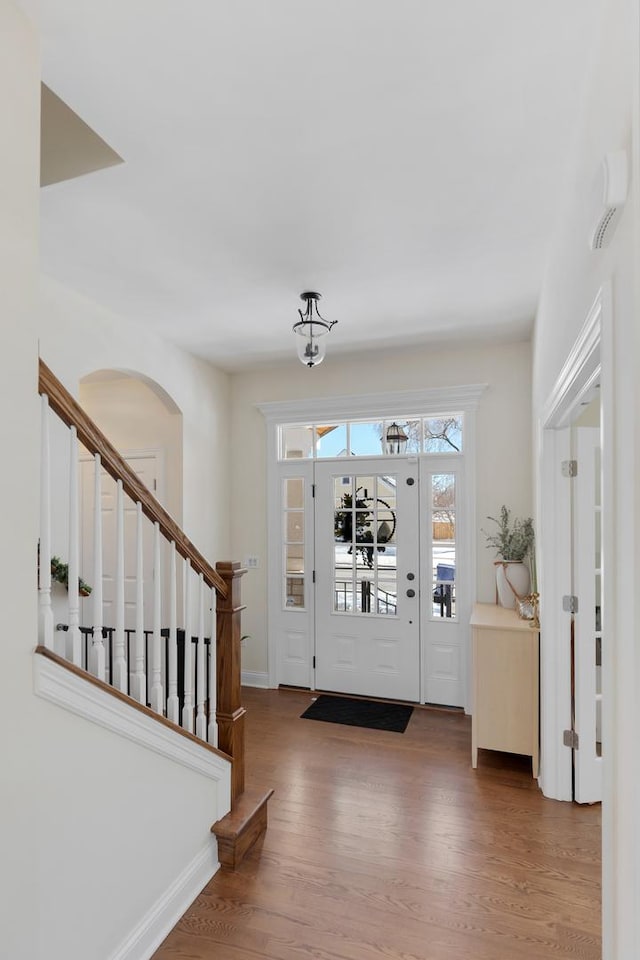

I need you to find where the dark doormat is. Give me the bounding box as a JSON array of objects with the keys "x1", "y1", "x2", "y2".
[{"x1": 300, "y1": 694, "x2": 413, "y2": 733}]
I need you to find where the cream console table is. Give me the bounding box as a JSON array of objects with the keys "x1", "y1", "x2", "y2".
[{"x1": 470, "y1": 603, "x2": 539, "y2": 777}]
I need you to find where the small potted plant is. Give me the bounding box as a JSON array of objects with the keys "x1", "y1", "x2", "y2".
[{"x1": 483, "y1": 506, "x2": 534, "y2": 608}]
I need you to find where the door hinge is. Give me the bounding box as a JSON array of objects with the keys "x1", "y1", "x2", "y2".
[
  {"x1": 563, "y1": 594, "x2": 579, "y2": 614},
  {"x1": 561, "y1": 459, "x2": 578, "y2": 478},
  {"x1": 563, "y1": 729, "x2": 579, "y2": 749},
  {"x1": 153, "y1": 478, "x2": 157, "y2": 491},
  {"x1": 312, "y1": 655, "x2": 316, "y2": 669},
  {"x1": 312, "y1": 483, "x2": 316, "y2": 497},
  {"x1": 312, "y1": 570, "x2": 316, "y2": 583}
]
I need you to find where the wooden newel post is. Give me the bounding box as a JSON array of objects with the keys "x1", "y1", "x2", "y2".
[{"x1": 215, "y1": 561, "x2": 247, "y2": 803}]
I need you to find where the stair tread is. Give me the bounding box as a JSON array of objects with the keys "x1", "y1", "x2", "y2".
[{"x1": 212, "y1": 787, "x2": 274, "y2": 839}]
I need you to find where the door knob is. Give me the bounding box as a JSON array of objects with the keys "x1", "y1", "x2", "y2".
[
  {"x1": 406, "y1": 588, "x2": 416, "y2": 598},
  {"x1": 407, "y1": 572, "x2": 415, "y2": 581}
]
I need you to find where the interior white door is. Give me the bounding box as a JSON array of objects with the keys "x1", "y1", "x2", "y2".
[
  {"x1": 80, "y1": 454, "x2": 159, "y2": 633},
  {"x1": 315, "y1": 459, "x2": 420, "y2": 701},
  {"x1": 573, "y1": 426, "x2": 603, "y2": 803}
]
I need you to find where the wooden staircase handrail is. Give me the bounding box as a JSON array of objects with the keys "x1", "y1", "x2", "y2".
[{"x1": 38, "y1": 359, "x2": 227, "y2": 598}]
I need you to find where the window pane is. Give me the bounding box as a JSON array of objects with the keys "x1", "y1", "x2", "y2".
[
  {"x1": 286, "y1": 575, "x2": 304, "y2": 608},
  {"x1": 316, "y1": 424, "x2": 347, "y2": 458},
  {"x1": 285, "y1": 540, "x2": 304, "y2": 608},
  {"x1": 403, "y1": 420, "x2": 422, "y2": 453},
  {"x1": 354, "y1": 510, "x2": 374, "y2": 545},
  {"x1": 356, "y1": 477, "x2": 375, "y2": 500},
  {"x1": 424, "y1": 415, "x2": 463, "y2": 453},
  {"x1": 285, "y1": 477, "x2": 304, "y2": 509},
  {"x1": 285, "y1": 544, "x2": 304, "y2": 575},
  {"x1": 334, "y1": 540, "x2": 353, "y2": 611},
  {"x1": 286, "y1": 512, "x2": 304, "y2": 542},
  {"x1": 377, "y1": 577, "x2": 397, "y2": 616},
  {"x1": 281, "y1": 425, "x2": 314, "y2": 459},
  {"x1": 431, "y1": 474, "x2": 456, "y2": 619},
  {"x1": 349, "y1": 421, "x2": 384, "y2": 456},
  {"x1": 377, "y1": 474, "x2": 396, "y2": 503},
  {"x1": 334, "y1": 510, "x2": 350, "y2": 543},
  {"x1": 432, "y1": 559, "x2": 455, "y2": 618},
  {"x1": 334, "y1": 475, "x2": 352, "y2": 508},
  {"x1": 432, "y1": 474, "x2": 456, "y2": 540},
  {"x1": 355, "y1": 570, "x2": 374, "y2": 612}
]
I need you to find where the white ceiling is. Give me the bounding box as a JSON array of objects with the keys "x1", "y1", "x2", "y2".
[{"x1": 22, "y1": 0, "x2": 600, "y2": 371}]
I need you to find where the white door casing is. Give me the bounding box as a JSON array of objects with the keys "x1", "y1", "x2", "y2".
[
  {"x1": 538, "y1": 285, "x2": 610, "y2": 803},
  {"x1": 573, "y1": 425, "x2": 603, "y2": 803},
  {"x1": 260, "y1": 385, "x2": 485, "y2": 704}
]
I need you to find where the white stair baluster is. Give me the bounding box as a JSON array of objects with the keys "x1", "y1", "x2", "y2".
[
  {"x1": 88, "y1": 454, "x2": 105, "y2": 679},
  {"x1": 131, "y1": 502, "x2": 146, "y2": 703},
  {"x1": 195, "y1": 573, "x2": 206, "y2": 739},
  {"x1": 182, "y1": 560, "x2": 194, "y2": 732},
  {"x1": 150, "y1": 522, "x2": 163, "y2": 713},
  {"x1": 166, "y1": 542, "x2": 179, "y2": 723},
  {"x1": 67, "y1": 426, "x2": 82, "y2": 666},
  {"x1": 113, "y1": 479, "x2": 127, "y2": 691},
  {"x1": 208, "y1": 585, "x2": 217, "y2": 746},
  {"x1": 39, "y1": 394, "x2": 54, "y2": 650}
]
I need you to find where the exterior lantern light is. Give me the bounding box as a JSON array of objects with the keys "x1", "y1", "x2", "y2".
[
  {"x1": 385, "y1": 421, "x2": 408, "y2": 455},
  {"x1": 292, "y1": 291, "x2": 337, "y2": 368}
]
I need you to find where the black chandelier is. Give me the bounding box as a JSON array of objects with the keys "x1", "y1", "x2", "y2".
[{"x1": 292, "y1": 291, "x2": 337, "y2": 368}]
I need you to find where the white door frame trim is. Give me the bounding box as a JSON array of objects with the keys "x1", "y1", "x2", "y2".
[
  {"x1": 259, "y1": 384, "x2": 487, "y2": 693},
  {"x1": 537, "y1": 285, "x2": 609, "y2": 801}
]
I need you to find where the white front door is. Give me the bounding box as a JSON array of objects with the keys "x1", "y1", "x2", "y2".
[
  {"x1": 573, "y1": 426, "x2": 603, "y2": 803},
  {"x1": 315, "y1": 459, "x2": 420, "y2": 701}
]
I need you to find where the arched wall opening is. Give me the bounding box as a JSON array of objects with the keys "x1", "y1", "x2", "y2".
[{"x1": 79, "y1": 369, "x2": 183, "y2": 525}]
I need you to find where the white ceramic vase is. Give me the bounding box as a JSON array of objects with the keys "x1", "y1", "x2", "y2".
[{"x1": 495, "y1": 560, "x2": 531, "y2": 609}]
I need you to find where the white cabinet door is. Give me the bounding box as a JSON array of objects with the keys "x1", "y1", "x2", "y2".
[{"x1": 314, "y1": 459, "x2": 420, "y2": 701}]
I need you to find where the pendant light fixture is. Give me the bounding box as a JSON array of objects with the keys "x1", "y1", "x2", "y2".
[{"x1": 292, "y1": 291, "x2": 337, "y2": 367}]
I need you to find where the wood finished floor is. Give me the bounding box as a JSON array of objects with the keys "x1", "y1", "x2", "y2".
[{"x1": 152, "y1": 688, "x2": 601, "y2": 960}]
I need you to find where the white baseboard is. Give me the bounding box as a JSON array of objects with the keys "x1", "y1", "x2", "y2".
[
  {"x1": 109, "y1": 842, "x2": 218, "y2": 960},
  {"x1": 241, "y1": 671, "x2": 270, "y2": 688}
]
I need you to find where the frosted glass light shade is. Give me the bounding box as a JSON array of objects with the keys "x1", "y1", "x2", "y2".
[{"x1": 295, "y1": 328, "x2": 327, "y2": 367}]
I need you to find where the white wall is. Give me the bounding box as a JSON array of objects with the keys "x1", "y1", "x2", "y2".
[
  {"x1": 230, "y1": 339, "x2": 533, "y2": 674},
  {"x1": 31, "y1": 266, "x2": 232, "y2": 960},
  {"x1": 35, "y1": 693, "x2": 226, "y2": 960},
  {"x1": 0, "y1": 11, "x2": 231, "y2": 954},
  {"x1": 38, "y1": 276, "x2": 230, "y2": 564},
  {"x1": 531, "y1": 0, "x2": 638, "y2": 955},
  {"x1": 0, "y1": 6, "x2": 40, "y2": 958}
]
